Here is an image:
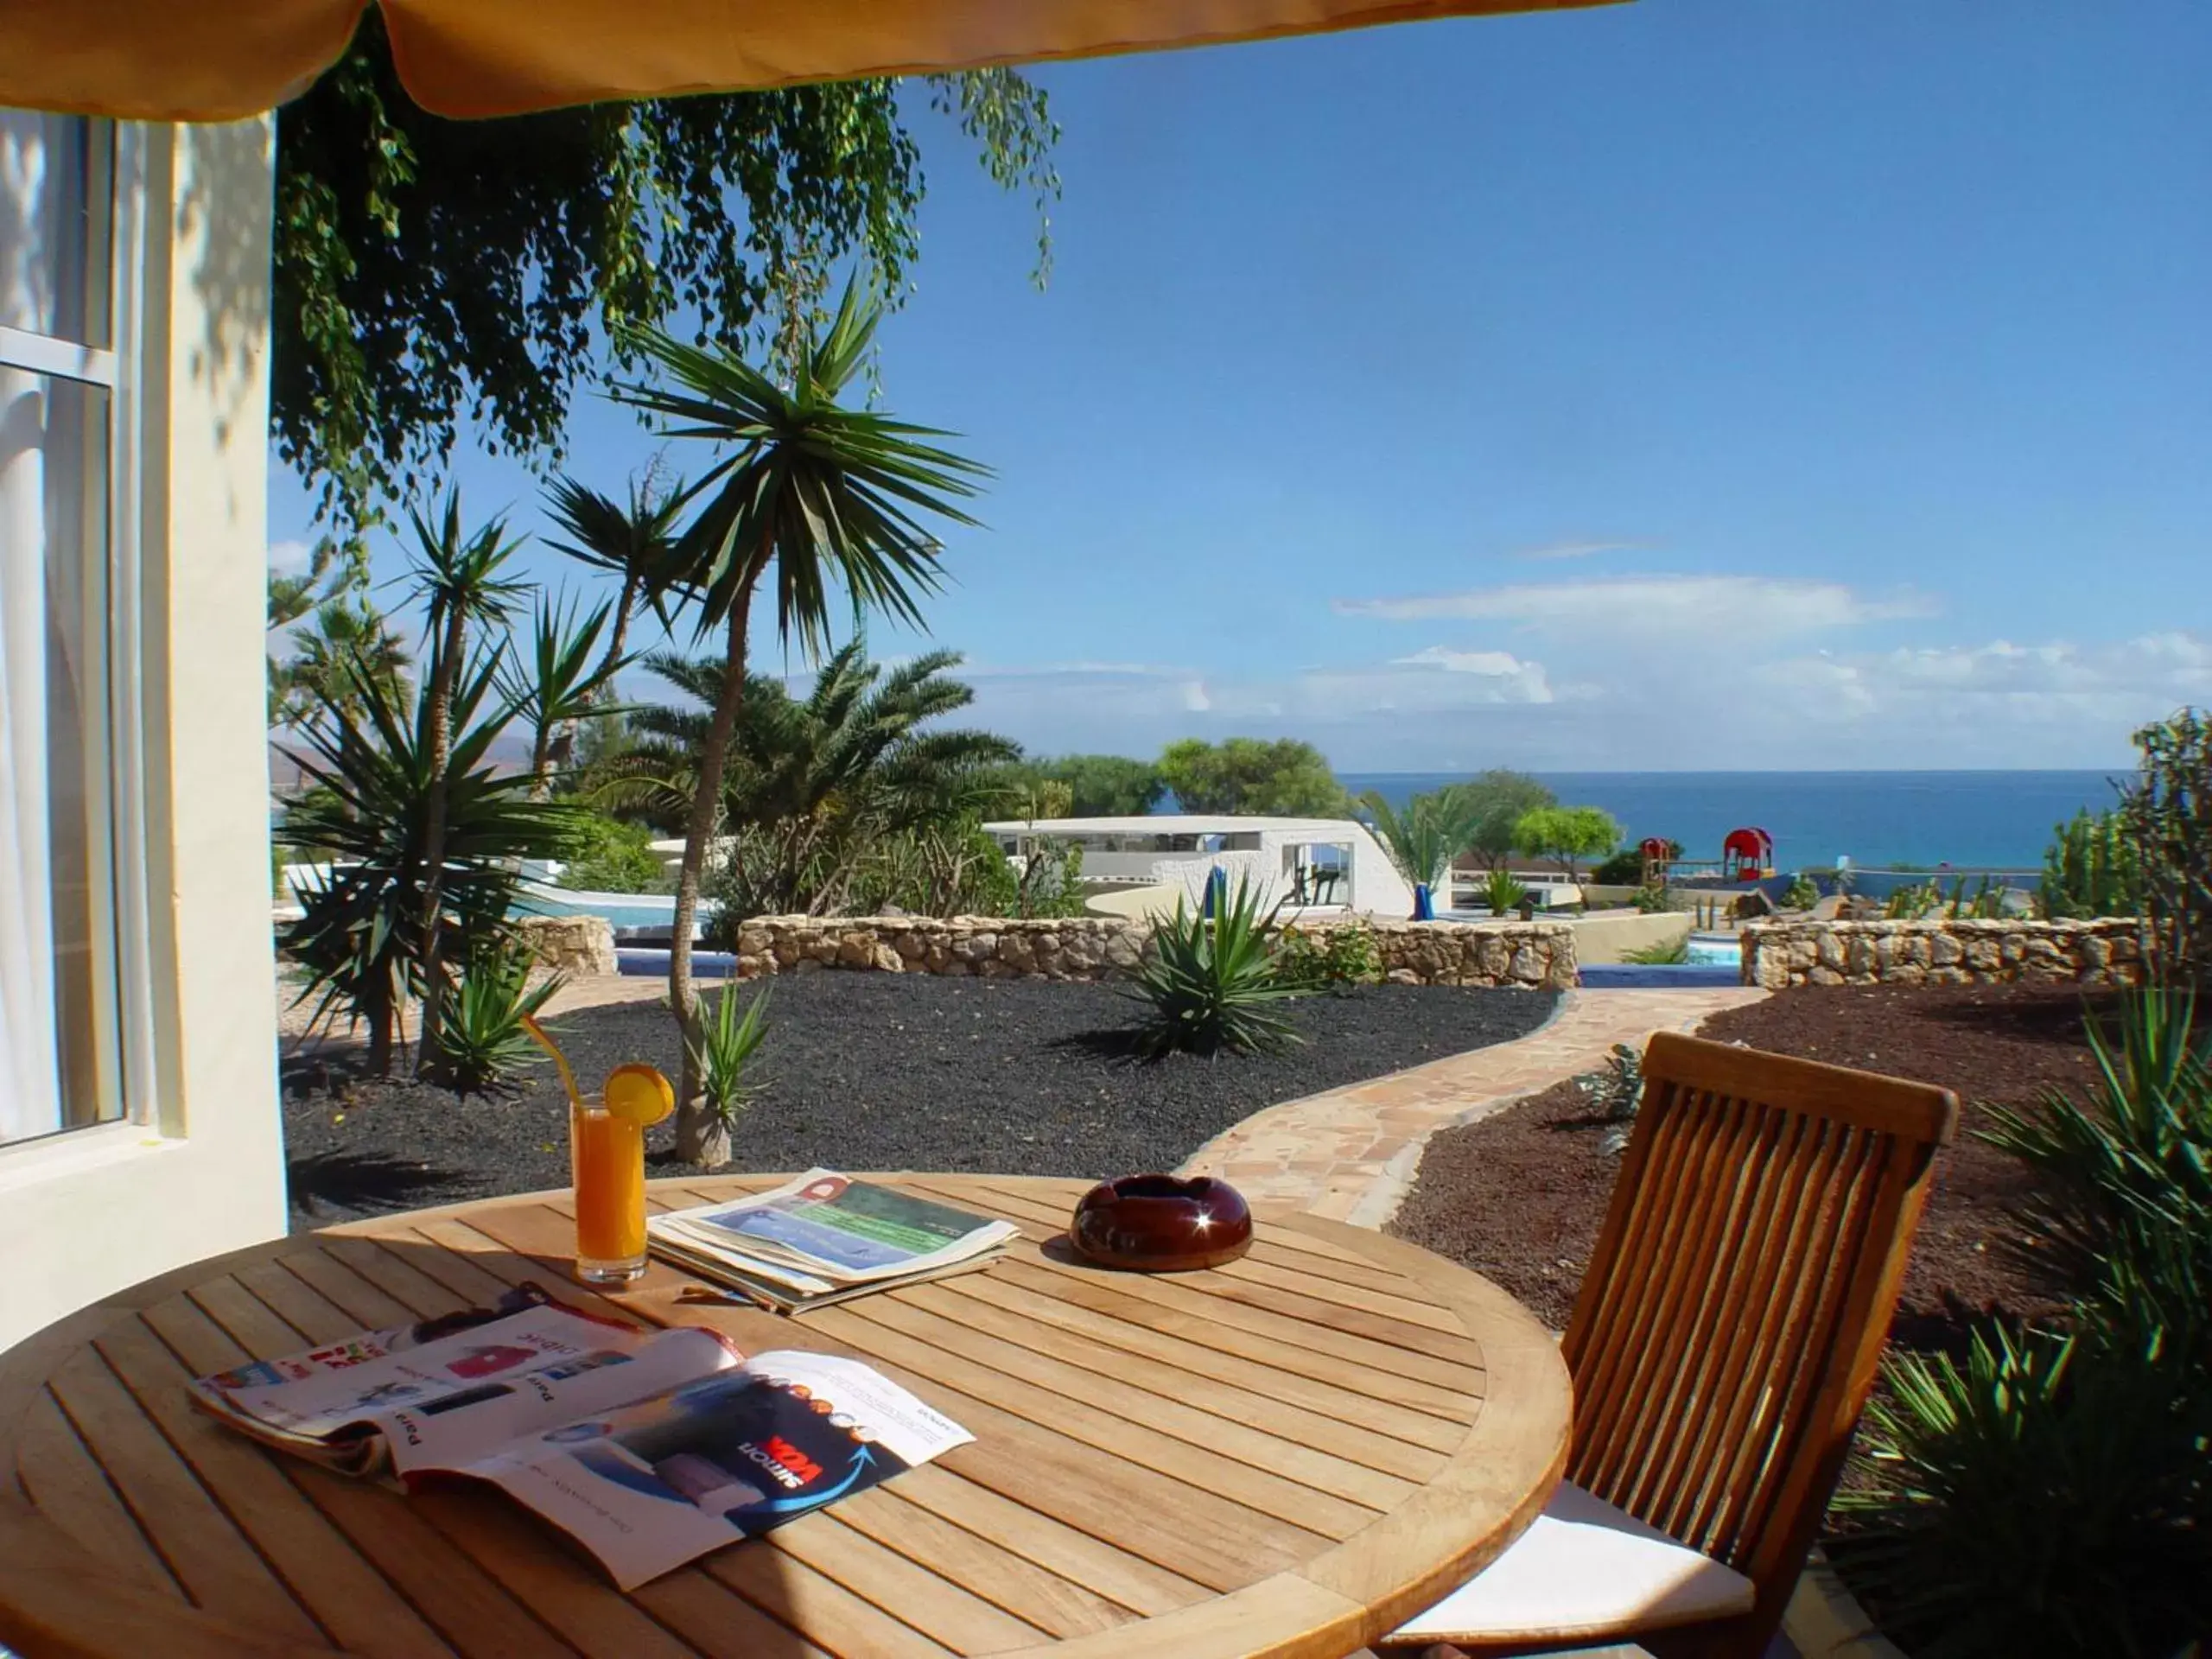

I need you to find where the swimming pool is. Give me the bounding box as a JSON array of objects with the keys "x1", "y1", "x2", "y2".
[
  {"x1": 517, "y1": 884, "x2": 687, "y2": 935},
  {"x1": 1686, "y1": 935, "x2": 1741, "y2": 967}
]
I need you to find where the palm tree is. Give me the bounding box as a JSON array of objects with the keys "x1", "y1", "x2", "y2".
[
  {"x1": 272, "y1": 594, "x2": 411, "y2": 732},
  {"x1": 613, "y1": 289, "x2": 988, "y2": 1165},
  {"x1": 1361, "y1": 786, "x2": 1481, "y2": 916},
  {"x1": 588, "y1": 643, "x2": 1019, "y2": 914},
  {"x1": 404, "y1": 491, "x2": 529, "y2": 1059}
]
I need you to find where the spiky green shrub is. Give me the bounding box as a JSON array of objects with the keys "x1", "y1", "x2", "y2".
[
  {"x1": 1841, "y1": 991, "x2": 2212, "y2": 1656},
  {"x1": 1630, "y1": 883, "x2": 1676, "y2": 915},
  {"x1": 424, "y1": 942, "x2": 564, "y2": 1096},
  {"x1": 2038, "y1": 807, "x2": 2143, "y2": 921},
  {"x1": 1484, "y1": 868, "x2": 1529, "y2": 915},
  {"x1": 1835, "y1": 1321, "x2": 2212, "y2": 1659},
  {"x1": 1620, "y1": 937, "x2": 1690, "y2": 964},
  {"x1": 1128, "y1": 878, "x2": 1301, "y2": 1057},
  {"x1": 1980, "y1": 992, "x2": 2212, "y2": 1353},
  {"x1": 1782, "y1": 871, "x2": 1820, "y2": 910},
  {"x1": 686, "y1": 983, "x2": 772, "y2": 1130}
]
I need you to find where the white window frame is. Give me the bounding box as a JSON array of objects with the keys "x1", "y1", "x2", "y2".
[{"x1": 0, "y1": 118, "x2": 157, "y2": 1145}]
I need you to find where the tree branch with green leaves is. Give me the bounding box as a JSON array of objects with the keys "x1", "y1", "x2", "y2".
[{"x1": 273, "y1": 16, "x2": 1057, "y2": 526}]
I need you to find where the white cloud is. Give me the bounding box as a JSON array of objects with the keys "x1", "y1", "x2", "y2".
[
  {"x1": 1755, "y1": 633, "x2": 2212, "y2": 734},
  {"x1": 269, "y1": 538, "x2": 313, "y2": 575},
  {"x1": 1334, "y1": 574, "x2": 1937, "y2": 639},
  {"x1": 1393, "y1": 645, "x2": 1539, "y2": 677},
  {"x1": 1510, "y1": 538, "x2": 1645, "y2": 562},
  {"x1": 950, "y1": 646, "x2": 1560, "y2": 759}
]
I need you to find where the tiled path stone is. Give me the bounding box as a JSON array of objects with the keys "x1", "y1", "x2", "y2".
[{"x1": 1179, "y1": 987, "x2": 1769, "y2": 1228}]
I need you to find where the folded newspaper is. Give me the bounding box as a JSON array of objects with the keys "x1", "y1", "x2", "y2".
[
  {"x1": 189, "y1": 1284, "x2": 970, "y2": 1589},
  {"x1": 646, "y1": 1169, "x2": 1019, "y2": 1312}
]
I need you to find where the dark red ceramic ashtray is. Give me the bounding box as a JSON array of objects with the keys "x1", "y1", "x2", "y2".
[{"x1": 1068, "y1": 1175, "x2": 1253, "y2": 1272}]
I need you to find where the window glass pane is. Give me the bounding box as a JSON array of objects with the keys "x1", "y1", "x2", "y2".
[
  {"x1": 1, "y1": 367, "x2": 118, "y2": 1145},
  {"x1": 0, "y1": 111, "x2": 112, "y2": 347}
]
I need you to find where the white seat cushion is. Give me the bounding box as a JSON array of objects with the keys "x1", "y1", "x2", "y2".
[{"x1": 1388, "y1": 1481, "x2": 1757, "y2": 1645}]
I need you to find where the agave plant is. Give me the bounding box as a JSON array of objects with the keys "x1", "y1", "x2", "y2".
[
  {"x1": 425, "y1": 941, "x2": 564, "y2": 1097},
  {"x1": 1127, "y1": 876, "x2": 1301, "y2": 1058}
]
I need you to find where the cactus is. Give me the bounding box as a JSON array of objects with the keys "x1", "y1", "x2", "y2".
[{"x1": 2038, "y1": 809, "x2": 2142, "y2": 921}]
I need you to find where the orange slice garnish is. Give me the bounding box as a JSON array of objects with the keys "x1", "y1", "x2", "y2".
[{"x1": 602, "y1": 1063, "x2": 676, "y2": 1127}]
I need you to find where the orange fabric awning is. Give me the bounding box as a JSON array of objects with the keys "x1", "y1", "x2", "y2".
[{"x1": 1, "y1": 0, "x2": 1622, "y2": 123}]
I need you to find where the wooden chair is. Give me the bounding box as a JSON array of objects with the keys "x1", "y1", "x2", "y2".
[{"x1": 1382, "y1": 1032, "x2": 1957, "y2": 1659}]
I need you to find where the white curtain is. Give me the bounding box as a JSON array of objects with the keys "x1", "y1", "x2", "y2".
[{"x1": 0, "y1": 112, "x2": 65, "y2": 1143}]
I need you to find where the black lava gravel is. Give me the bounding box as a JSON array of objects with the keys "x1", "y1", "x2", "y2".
[{"x1": 283, "y1": 973, "x2": 1559, "y2": 1230}]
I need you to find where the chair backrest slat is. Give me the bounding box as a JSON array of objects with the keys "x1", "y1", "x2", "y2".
[{"x1": 1560, "y1": 1033, "x2": 1956, "y2": 1644}]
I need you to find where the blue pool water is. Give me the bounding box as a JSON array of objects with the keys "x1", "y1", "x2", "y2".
[
  {"x1": 518, "y1": 887, "x2": 682, "y2": 933},
  {"x1": 1686, "y1": 936, "x2": 1741, "y2": 966}
]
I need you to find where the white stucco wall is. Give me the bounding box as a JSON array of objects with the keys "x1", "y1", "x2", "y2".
[
  {"x1": 1152, "y1": 824, "x2": 1418, "y2": 918},
  {"x1": 0, "y1": 120, "x2": 284, "y2": 1351}
]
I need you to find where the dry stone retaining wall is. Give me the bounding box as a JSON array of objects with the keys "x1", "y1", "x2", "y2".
[
  {"x1": 728, "y1": 915, "x2": 1577, "y2": 990},
  {"x1": 1740, "y1": 918, "x2": 2145, "y2": 990},
  {"x1": 514, "y1": 914, "x2": 618, "y2": 976}
]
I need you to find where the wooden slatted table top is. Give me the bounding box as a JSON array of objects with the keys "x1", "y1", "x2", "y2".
[{"x1": 0, "y1": 1174, "x2": 1570, "y2": 1659}]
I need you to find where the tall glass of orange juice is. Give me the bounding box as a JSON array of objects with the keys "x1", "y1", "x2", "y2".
[
  {"x1": 572, "y1": 1109, "x2": 646, "y2": 1281},
  {"x1": 572, "y1": 1063, "x2": 674, "y2": 1285}
]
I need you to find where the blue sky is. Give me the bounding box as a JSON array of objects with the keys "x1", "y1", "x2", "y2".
[{"x1": 269, "y1": 0, "x2": 2212, "y2": 771}]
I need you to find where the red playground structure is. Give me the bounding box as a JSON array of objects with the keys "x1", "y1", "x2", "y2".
[{"x1": 1721, "y1": 827, "x2": 1776, "y2": 881}]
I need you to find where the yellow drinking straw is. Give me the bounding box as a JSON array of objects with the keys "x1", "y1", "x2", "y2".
[{"x1": 521, "y1": 1014, "x2": 587, "y2": 1115}]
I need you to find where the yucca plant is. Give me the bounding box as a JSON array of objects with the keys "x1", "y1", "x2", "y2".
[
  {"x1": 425, "y1": 942, "x2": 565, "y2": 1097},
  {"x1": 277, "y1": 652, "x2": 582, "y2": 1074},
  {"x1": 502, "y1": 591, "x2": 627, "y2": 798},
  {"x1": 1128, "y1": 877, "x2": 1301, "y2": 1058},
  {"x1": 1834, "y1": 1319, "x2": 2212, "y2": 1659},
  {"x1": 685, "y1": 983, "x2": 773, "y2": 1133}
]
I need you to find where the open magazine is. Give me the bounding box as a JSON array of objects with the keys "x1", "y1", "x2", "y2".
[
  {"x1": 189, "y1": 1285, "x2": 970, "y2": 1589},
  {"x1": 647, "y1": 1169, "x2": 1018, "y2": 1312}
]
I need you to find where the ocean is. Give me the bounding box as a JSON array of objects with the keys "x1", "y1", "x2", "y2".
[{"x1": 1336, "y1": 771, "x2": 2133, "y2": 874}]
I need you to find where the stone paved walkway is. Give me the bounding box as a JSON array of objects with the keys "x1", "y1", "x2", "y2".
[
  {"x1": 277, "y1": 971, "x2": 665, "y2": 1052},
  {"x1": 1179, "y1": 986, "x2": 1769, "y2": 1228}
]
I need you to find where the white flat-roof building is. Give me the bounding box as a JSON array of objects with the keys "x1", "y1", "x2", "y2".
[{"x1": 982, "y1": 814, "x2": 1416, "y2": 919}]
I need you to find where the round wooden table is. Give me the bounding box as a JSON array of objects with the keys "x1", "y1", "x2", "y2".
[{"x1": 0, "y1": 1174, "x2": 1570, "y2": 1659}]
